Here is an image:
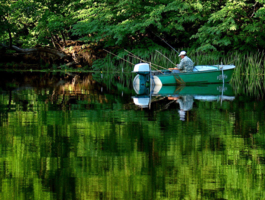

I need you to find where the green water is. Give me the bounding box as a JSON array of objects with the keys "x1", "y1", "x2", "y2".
[{"x1": 0, "y1": 72, "x2": 264, "y2": 200}]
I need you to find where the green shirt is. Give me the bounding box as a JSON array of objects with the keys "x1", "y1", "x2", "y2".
[{"x1": 178, "y1": 56, "x2": 194, "y2": 72}]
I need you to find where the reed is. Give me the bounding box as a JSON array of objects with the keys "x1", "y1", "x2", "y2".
[{"x1": 101, "y1": 49, "x2": 263, "y2": 71}]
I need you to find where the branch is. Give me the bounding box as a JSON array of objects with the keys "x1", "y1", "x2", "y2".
[
  {"x1": 57, "y1": 61, "x2": 76, "y2": 69},
  {"x1": 1, "y1": 44, "x2": 67, "y2": 59},
  {"x1": 251, "y1": 2, "x2": 258, "y2": 18}
]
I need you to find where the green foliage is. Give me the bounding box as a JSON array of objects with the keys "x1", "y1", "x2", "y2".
[
  {"x1": 1, "y1": 0, "x2": 265, "y2": 63},
  {"x1": 71, "y1": 0, "x2": 197, "y2": 47},
  {"x1": 71, "y1": 0, "x2": 231, "y2": 51},
  {"x1": 192, "y1": 0, "x2": 265, "y2": 51},
  {"x1": 0, "y1": 0, "x2": 80, "y2": 48}
]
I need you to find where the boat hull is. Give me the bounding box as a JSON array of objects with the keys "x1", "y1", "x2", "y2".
[{"x1": 152, "y1": 68, "x2": 234, "y2": 85}]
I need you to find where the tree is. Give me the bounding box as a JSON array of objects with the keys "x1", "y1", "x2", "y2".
[{"x1": 192, "y1": 0, "x2": 265, "y2": 51}]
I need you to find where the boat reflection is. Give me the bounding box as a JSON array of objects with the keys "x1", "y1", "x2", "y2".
[{"x1": 132, "y1": 83, "x2": 235, "y2": 121}]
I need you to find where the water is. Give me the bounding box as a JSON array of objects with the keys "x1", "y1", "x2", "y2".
[{"x1": 0, "y1": 71, "x2": 264, "y2": 199}]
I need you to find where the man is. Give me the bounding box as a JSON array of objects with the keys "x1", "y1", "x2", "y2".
[{"x1": 168, "y1": 51, "x2": 194, "y2": 73}]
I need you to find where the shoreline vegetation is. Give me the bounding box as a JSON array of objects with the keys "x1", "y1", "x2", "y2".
[
  {"x1": 1, "y1": 48, "x2": 264, "y2": 98},
  {"x1": 1, "y1": 0, "x2": 265, "y2": 73},
  {"x1": 1, "y1": 48, "x2": 265, "y2": 95}
]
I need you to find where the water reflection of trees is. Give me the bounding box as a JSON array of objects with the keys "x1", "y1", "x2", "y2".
[
  {"x1": 0, "y1": 73, "x2": 264, "y2": 199},
  {"x1": 1, "y1": 72, "x2": 110, "y2": 107}
]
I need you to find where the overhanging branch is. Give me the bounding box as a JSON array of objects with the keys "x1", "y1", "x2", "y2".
[{"x1": 1, "y1": 44, "x2": 67, "y2": 59}]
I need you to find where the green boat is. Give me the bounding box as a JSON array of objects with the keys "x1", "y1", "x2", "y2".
[{"x1": 133, "y1": 63, "x2": 235, "y2": 86}]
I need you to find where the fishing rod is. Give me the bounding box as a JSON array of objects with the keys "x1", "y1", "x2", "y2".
[
  {"x1": 104, "y1": 49, "x2": 163, "y2": 73},
  {"x1": 163, "y1": 100, "x2": 177, "y2": 110},
  {"x1": 124, "y1": 49, "x2": 165, "y2": 74},
  {"x1": 155, "y1": 50, "x2": 176, "y2": 67},
  {"x1": 154, "y1": 33, "x2": 179, "y2": 54},
  {"x1": 103, "y1": 49, "x2": 135, "y2": 66},
  {"x1": 227, "y1": 58, "x2": 238, "y2": 65},
  {"x1": 124, "y1": 49, "x2": 150, "y2": 64},
  {"x1": 125, "y1": 49, "x2": 170, "y2": 72}
]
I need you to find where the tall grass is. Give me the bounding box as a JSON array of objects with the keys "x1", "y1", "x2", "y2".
[{"x1": 99, "y1": 49, "x2": 263, "y2": 73}]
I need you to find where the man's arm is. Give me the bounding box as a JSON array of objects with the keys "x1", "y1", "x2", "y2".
[
  {"x1": 168, "y1": 67, "x2": 179, "y2": 70},
  {"x1": 168, "y1": 62, "x2": 181, "y2": 70}
]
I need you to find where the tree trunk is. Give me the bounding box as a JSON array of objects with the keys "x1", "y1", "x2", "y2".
[
  {"x1": 1, "y1": 44, "x2": 67, "y2": 59},
  {"x1": 50, "y1": 34, "x2": 57, "y2": 48},
  {"x1": 61, "y1": 31, "x2": 67, "y2": 47},
  {"x1": 50, "y1": 33, "x2": 62, "y2": 49},
  {"x1": 55, "y1": 35, "x2": 62, "y2": 49}
]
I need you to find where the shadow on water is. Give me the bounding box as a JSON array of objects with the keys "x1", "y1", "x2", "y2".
[{"x1": 0, "y1": 71, "x2": 265, "y2": 199}]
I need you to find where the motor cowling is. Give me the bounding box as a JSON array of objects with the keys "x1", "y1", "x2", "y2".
[{"x1": 132, "y1": 63, "x2": 150, "y2": 75}]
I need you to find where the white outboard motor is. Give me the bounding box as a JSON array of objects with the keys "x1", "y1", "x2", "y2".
[
  {"x1": 132, "y1": 63, "x2": 151, "y2": 91},
  {"x1": 132, "y1": 63, "x2": 150, "y2": 75}
]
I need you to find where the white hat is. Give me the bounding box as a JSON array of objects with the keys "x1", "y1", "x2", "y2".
[{"x1": 178, "y1": 51, "x2": 186, "y2": 57}]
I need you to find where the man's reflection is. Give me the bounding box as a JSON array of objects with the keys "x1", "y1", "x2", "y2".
[{"x1": 168, "y1": 95, "x2": 194, "y2": 121}]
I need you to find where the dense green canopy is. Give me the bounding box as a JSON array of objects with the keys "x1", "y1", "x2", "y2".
[{"x1": 1, "y1": 0, "x2": 265, "y2": 52}]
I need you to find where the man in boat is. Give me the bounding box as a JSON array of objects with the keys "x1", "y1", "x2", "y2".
[{"x1": 168, "y1": 51, "x2": 194, "y2": 73}]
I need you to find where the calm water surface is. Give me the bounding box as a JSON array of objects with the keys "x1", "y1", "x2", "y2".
[{"x1": 0, "y1": 72, "x2": 264, "y2": 200}]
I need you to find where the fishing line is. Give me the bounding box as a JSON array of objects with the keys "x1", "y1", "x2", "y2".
[
  {"x1": 124, "y1": 49, "x2": 170, "y2": 72},
  {"x1": 153, "y1": 33, "x2": 179, "y2": 54},
  {"x1": 155, "y1": 50, "x2": 176, "y2": 66},
  {"x1": 103, "y1": 49, "x2": 135, "y2": 66}
]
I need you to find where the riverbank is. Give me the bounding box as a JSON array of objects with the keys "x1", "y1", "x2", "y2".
[{"x1": 0, "y1": 40, "x2": 107, "y2": 70}]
